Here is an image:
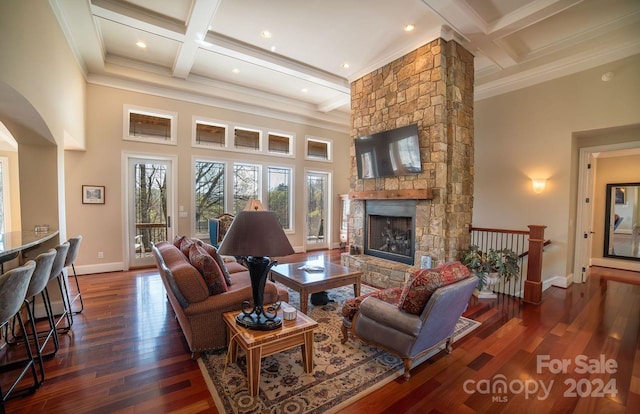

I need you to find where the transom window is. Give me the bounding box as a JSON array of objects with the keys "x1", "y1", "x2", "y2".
[
  {"x1": 194, "y1": 120, "x2": 227, "y2": 148},
  {"x1": 268, "y1": 133, "x2": 293, "y2": 155},
  {"x1": 123, "y1": 105, "x2": 177, "y2": 145},
  {"x1": 306, "y1": 137, "x2": 332, "y2": 161},
  {"x1": 234, "y1": 127, "x2": 261, "y2": 151}
]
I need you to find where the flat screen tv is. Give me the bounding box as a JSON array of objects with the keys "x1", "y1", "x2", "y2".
[{"x1": 354, "y1": 124, "x2": 421, "y2": 179}]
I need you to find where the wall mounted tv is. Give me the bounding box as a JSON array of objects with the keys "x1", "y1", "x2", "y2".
[{"x1": 355, "y1": 123, "x2": 422, "y2": 179}]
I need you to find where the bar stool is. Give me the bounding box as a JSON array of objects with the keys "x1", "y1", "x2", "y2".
[
  {"x1": 65, "y1": 236, "x2": 83, "y2": 314},
  {"x1": 0, "y1": 261, "x2": 38, "y2": 410},
  {"x1": 22, "y1": 249, "x2": 57, "y2": 384},
  {"x1": 49, "y1": 242, "x2": 72, "y2": 333}
]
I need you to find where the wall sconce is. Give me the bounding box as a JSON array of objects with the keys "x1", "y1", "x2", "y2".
[{"x1": 531, "y1": 178, "x2": 547, "y2": 194}]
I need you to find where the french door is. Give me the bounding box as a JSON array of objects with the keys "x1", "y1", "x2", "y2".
[
  {"x1": 305, "y1": 170, "x2": 331, "y2": 251},
  {"x1": 126, "y1": 155, "x2": 174, "y2": 268}
]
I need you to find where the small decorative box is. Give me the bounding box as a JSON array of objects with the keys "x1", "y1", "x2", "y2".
[{"x1": 282, "y1": 306, "x2": 297, "y2": 321}]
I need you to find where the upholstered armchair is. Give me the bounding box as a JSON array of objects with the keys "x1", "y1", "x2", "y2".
[
  {"x1": 341, "y1": 262, "x2": 478, "y2": 380},
  {"x1": 208, "y1": 213, "x2": 235, "y2": 247}
]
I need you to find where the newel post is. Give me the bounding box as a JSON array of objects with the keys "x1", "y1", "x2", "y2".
[{"x1": 523, "y1": 225, "x2": 546, "y2": 304}]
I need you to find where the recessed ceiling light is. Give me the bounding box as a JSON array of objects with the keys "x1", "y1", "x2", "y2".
[
  {"x1": 261, "y1": 30, "x2": 272, "y2": 39},
  {"x1": 232, "y1": 68, "x2": 240, "y2": 74},
  {"x1": 341, "y1": 62, "x2": 350, "y2": 69},
  {"x1": 404, "y1": 24, "x2": 415, "y2": 32},
  {"x1": 301, "y1": 88, "x2": 308, "y2": 93},
  {"x1": 270, "y1": 46, "x2": 277, "y2": 52},
  {"x1": 136, "y1": 41, "x2": 147, "y2": 48}
]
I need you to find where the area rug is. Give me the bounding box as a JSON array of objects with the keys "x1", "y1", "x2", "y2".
[{"x1": 198, "y1": 285, "x2": 480, "y2": 414}]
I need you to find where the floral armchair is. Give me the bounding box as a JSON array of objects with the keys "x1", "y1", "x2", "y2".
[{"x1": 341, "y1": 262, "x2": 478, "y2": 380}]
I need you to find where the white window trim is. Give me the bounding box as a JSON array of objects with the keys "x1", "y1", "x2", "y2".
[
  {"x1": 192, "y1": 116, "x2": 229, "y2": 150},
  {"x1": 0, "y1": 157, "x2": 11, "y2": 233},
  {"x1": 305, "y1": 136, "x2": 333, "y2": 162},
  {"x1": 192, "y1": 156, "x2": 228, "y2": 238},
  {"x1": 265, "y1": 164, "x2": 295, "y2": 233},
  {"x1": 123, "y1": 105, "x2": 177, "y2": 145}
]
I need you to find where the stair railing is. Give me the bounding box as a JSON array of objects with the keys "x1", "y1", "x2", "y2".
[{"x1": 469, "y1": 225, "x2": 549, "y2": 303}]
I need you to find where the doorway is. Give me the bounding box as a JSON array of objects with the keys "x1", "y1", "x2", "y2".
[
  {"x1": 126, "y1": 155, "x2": 175, "y2": 268},
  {"x1": 574, "y1": 137, "x2": 640, "y2": 277},
  {"x1": 305, "y1": 170, "x2": 331, "y2": 251}
]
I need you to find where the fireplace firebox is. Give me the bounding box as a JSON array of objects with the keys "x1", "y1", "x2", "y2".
[{"x1": 365, "y1": 200, "x2": 416, "y2": 265}]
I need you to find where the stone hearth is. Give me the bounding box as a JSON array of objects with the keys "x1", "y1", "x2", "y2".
[{"x1": 341, "y1": 252, "x2": 418, "y2": 289}]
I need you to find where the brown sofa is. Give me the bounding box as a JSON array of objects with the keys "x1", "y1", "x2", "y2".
[{"x1": 152, "y1": 240, "x2": 289, "y2": 355}]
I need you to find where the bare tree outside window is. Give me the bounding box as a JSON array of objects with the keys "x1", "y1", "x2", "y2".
[
  {"x1": 135, "y1": 163, "x2": 167, "y2": 250},
  {"x1": 194, "y1": 161, "x2": 225, "y2": 233},
  {"x1": 267, "y1": 167, "x2": 291, "y2": 229},
  {"x1": 233, "y1": 164, "x2": 260, "y2": 214}
]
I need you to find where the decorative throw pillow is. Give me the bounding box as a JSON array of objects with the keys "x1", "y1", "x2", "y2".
[
  {"x1": 398, "y1": 261, "x2": 470, "y2": 315},
  {"x1": 341, "y1": 287, "x2": 403, "y2": 321},
  {"x1": 179, "y1": 237, "x2": 196, "y2": 257},
  {"x1": 188, "y1": 244, "x2": 228, "y2": 295},
  {"x1": 192, "y1": 239, "x2": 233, "y2": 287},
  {"x1": 173, "y1": 235, "x2": 188, "y2": 249}
]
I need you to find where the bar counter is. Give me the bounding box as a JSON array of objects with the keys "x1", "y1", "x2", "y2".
[{"x1": 0, "y1": 229, "x2": 60, "y2": 261}]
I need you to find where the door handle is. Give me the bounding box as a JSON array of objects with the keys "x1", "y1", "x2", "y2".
[{"x1": 167, "y1": 216, "x2": 171, "y2": 228}]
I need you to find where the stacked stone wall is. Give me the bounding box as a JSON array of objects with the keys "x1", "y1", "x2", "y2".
[{"x1": 348, "y1": 38, "x2": 474, "y2": 278}]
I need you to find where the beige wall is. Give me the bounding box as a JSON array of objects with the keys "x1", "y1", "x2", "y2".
[
  {"x1": 0, "y1": 0, "x2": 86, "y2": 150},
  {"x1": 592, "y1": 154, "x2": 640, "y2": 259},
  {"x1": 64, "y1": 84, "x2": 350, "y2": 269},
  {"x1": 475, "y1": 54, "x2": 640, "y2": 283},
  {"x1": 0, "y1": 0, "x2": 87, "y2": 241},
  {"x1": 0, "y1": 151, "x2": 21, "y2": 231}
]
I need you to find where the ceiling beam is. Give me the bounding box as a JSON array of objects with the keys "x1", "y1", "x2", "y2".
[{"x1": 173, "y1": 0, "x2": 222, "y2": 79}]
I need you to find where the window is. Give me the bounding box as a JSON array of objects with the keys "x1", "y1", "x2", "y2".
[
  {"x1": 123, "y1": 105, "x2": 177, "y2": 145},
  {"x1": 194, "y1": 160, "x2": 226, "y2": 235},
  {"x1": 0, "y1": 157, "x2": 10, "y2": 233},
  {"x1": 267, "y1": 167, "x2": 293, "y2": 230},
  {"x1": 193, "y1": 119, "x2": 227, "y2": 148},
  {"x1": 233, "y1": 163, "x2": 261, "y2": 214},
  {"x1": 268, "y1": 132, "x2": 293, "y2": 156},
  {"x1": 306, "y1": 137, "x2": 332, "y2": 161},
  {"x1": 234, "y1": 127, "x2": 261, "y2": 151}
]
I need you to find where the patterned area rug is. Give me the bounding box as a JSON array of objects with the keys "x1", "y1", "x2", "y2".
[{"x1": 198, "y1": 284, "x2": 480, "y2": 413}]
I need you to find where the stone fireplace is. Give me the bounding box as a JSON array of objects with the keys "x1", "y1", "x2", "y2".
[
  {"x1": 343, "y1": 37, "x2": 474, "y2": 288},
  {"x1": 365, "y1": 200, "x2": 416, "y2": 265}
]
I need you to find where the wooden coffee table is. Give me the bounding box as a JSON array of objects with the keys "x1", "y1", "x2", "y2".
[
  {"x1": 270, "y1": 262, "x2": 362, "y2": 314},
  {"x1": 223, "y1": 303, "x2": 317, "y2": 396}
]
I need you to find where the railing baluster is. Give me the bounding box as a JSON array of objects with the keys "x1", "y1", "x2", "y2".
[{"x1": 469, "y1": 225, "x2": 548, "y2": 301}]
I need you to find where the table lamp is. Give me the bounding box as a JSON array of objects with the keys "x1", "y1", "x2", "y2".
[{"x1": 217, "y1": 209, "x2": 294, "y2": 330}]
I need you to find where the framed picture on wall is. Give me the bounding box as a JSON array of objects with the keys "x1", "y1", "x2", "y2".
[
  {"x1": 82, "y1": 185, "x2": 105, "y2": 204},
  {"x1": 615, "y1": 187, "x2": 626, "y2": 205}
]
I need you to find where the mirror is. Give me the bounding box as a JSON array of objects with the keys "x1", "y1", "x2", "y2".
[{"x1": 604, "y1": 182, "x2": 640, "y2": 261}]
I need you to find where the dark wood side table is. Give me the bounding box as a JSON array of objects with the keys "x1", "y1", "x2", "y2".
[{"x1": 270, "y1": 262, "x2": 362, "y2": 314}]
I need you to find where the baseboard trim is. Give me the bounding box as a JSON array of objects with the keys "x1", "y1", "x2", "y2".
[
  {"x1": 76, "y1": 262, "x2": 125, "y2": 275},
  {"x1": 591, "y1": 258, "x2": 640, "y2": 272},
  {"x1": 548, "y1": 274, "x2": 573, "y2": 289}
]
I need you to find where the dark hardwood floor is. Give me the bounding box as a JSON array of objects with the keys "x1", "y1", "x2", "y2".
[{"x1": 1, "y1": 250, "x2": 639, "y2": 413}]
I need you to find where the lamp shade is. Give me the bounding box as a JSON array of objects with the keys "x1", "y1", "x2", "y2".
[{"x1": 217, "y1": 210, "x2": 294, "y2": 257}]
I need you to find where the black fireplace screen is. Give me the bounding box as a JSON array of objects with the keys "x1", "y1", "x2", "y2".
[
  {"x1": 364, "y1": 200, "x2": 416, "y2": 265},
  {"x1": 368, "y1": 215, "x2": 412, "y2": 257}
]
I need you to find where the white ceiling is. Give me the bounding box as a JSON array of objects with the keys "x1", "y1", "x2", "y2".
[{"x1": 50, "y1": 0, "x2": 640, "y2": 131}]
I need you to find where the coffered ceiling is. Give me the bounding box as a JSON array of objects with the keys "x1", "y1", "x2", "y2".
[{"x1": 51, "y1": 0, "x2": 640, "y2": 131}]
